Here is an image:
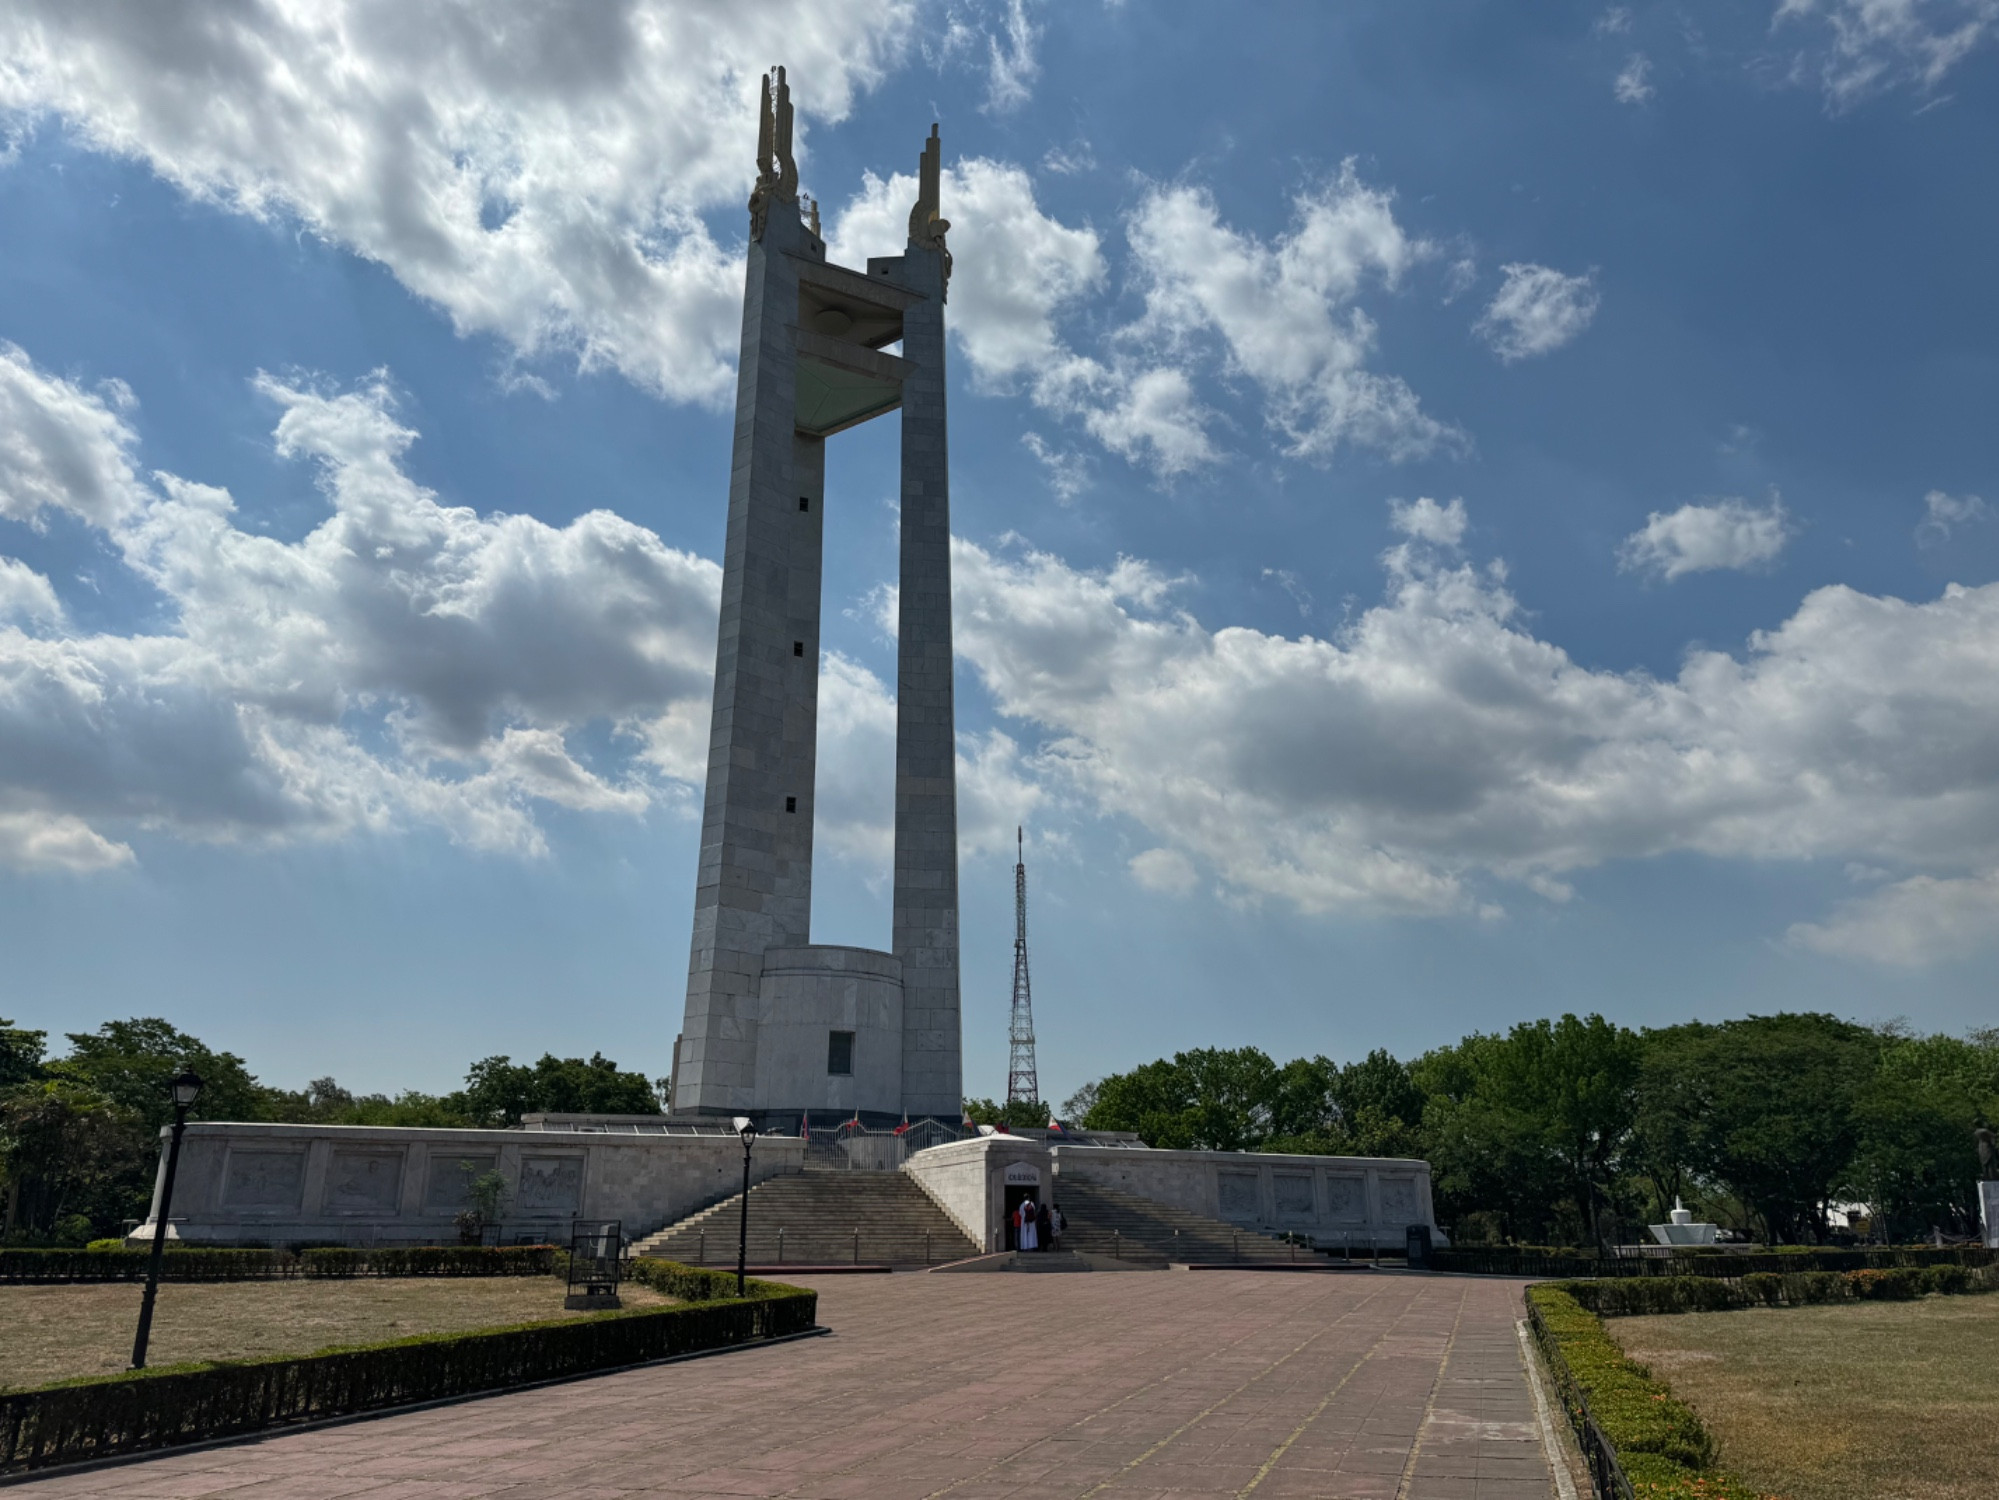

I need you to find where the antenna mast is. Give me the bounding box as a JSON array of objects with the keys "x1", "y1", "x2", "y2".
[{"x1": 1006, "y1": 827, "x2": 1039, "y2": 1107}]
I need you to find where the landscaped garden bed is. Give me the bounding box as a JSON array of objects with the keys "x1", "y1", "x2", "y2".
[
  {"x1": 1527, "y1": 1264, "x2": 1999, "y2": 1500},
  {"x1": 0, "y1": 1258, "x2": 815, "y2": 1475}
]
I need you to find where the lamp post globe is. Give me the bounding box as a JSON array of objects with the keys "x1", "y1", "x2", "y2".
[{"x1": 131, "y1": 1068, "x2": 203, "y2": 1370}]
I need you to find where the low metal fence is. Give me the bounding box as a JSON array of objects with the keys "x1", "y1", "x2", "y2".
[{"x1": 1524, "y1": 1298, "x2": 1635, "y2": 1500}]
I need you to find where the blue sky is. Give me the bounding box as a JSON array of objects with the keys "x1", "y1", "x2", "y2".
[{"x1": 1, "y1": 1, "x2": 1996, "y2": 1108}]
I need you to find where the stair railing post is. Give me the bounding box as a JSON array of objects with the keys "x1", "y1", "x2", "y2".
[
  {"x1": 1113, "y1": 1229, "x2": 1120, "y2": 1261},
  {"x1": 698, "y1": 1229, "x2": 705, "y2": 1265},
  {"x1": 778, "y1": 1227, "x2": 785, "y2": 1265},
  {"x1": 852, "y1": 1228, "x2": 859, "y2": 1265},
  {"x1": 1233, "y1": 1230, "x2": 1240, "y2": 1263},
  {"x1": 926, "y1": 1229, "x2": 932, "y2": 1267}
]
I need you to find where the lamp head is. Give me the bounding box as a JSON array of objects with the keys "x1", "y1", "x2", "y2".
[
  {"x1": 170, "y1": 1069, "x2": 204, "y2": 1110},
  {"x1": 732, "y1": 1115, "x2": 758, "y2": 1146}
]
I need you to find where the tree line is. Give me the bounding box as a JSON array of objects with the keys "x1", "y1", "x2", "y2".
[
  {"x1": 0, "y1": 1016, "x2": 664, "y2": 1245},
  {"x1": 1071, "y1": 1012, "x2": 1999, "y2": 1247}
]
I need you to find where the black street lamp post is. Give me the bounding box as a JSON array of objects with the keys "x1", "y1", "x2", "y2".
[
  {"x1": 131, "y1": 1068, "x2": 203, "y2": 1370},
  {"x1": 732, "y1": 1115, "x2": 758, "y2": 1296}
]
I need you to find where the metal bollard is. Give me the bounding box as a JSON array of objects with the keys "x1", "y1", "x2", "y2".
[
  {"x1": 1114, "y1": 1229, "x2": 1121, "y2": 1261},
  {"x1": 778, "y1": 1227, "x2": 785, "y2": 1265},
  {"x1": 698, "y1": 1230, "x2": 706, "y2": 1265},
  {"x1": 852, "y1": 1228, "x2": 859, "y2": 1265},
  {"x1": 1233, "y1": 1230, "x2": 1240, "y2": 1262},
  {"x1": 926, "y1": 1230, "x2": 932, "y2": 1266}
]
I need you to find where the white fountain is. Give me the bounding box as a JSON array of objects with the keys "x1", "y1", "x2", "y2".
[{"x1": 1648, "y1": 1197, "x2": 1719, "y2": 1247}]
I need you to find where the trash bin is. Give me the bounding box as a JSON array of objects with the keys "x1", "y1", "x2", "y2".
[{"x1": 1404, "y1": 1223, "x2": 1432, "y2": 1269}]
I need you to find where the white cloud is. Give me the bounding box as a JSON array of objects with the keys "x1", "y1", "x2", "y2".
[
  {"x1": 983, "y1": 0, "x2": 1042, "y2": 112},
  {"x1": 832, "y1": 154, "x2": 1454, "y2": 482},
  {"x1": 1774, "y1": 0, "x2": 1999, "y2": 111},
  {"x1": 0, "y1": 557, "x2": 63, "y2": 627},
  {"x1": 0, "y1": 2, "x2": 913, "y2": 404},
  {"x1": 949, "y1": 508, "x2": 1999, "y2": 929},
  {"x1": 1129, "y1": 846, "x2": 1197, "y2": 895},
  {"x1": 1122, "y1": 169, "x2": 1457, "y2": 463},
  {"x1": 0, "y1": 810, "x2": 132, "y2": 872},
  {"x1": 1619, "y1": 495, "x2": 1792, "y2": 579},
  {"x1": 0, "y1": 345, "x2": 724, "y2": 866},
  {"x1": 1790, "y1": 869, "x2": 1999, "y2": 963},
  {"x1": 828, "y1": 157, "x2": 1104, "y2": 387},
  {"x1": 1021, "y1": 433, "x2": 1089, "y2": 503},
  {"x1": 1917, "y1": 488, "x2": 1987, "y2": 545},
  {"x1": 1475, "y1": 264, "x2": 1601, "y2": 361},
  {"x1": 1615, "y1": 54, "x2": 1657, "y2": 102},
  {"x1": 1596, "y1": 7, "x2": 1636, "y2": 36},
  {"x1": 1390, "y1": 496, "x2": 1468, "y2": 547},
  {"x1": 0, "y1": 342, "x2": 151, "y2": 527}
]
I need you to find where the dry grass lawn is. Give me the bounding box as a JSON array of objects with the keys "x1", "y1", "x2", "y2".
[
  {"x1": 0, "y1": 1276, "x2": 671, "y2": 1391},
  {"x1": 1612, "y1": 1295, "x2": 1999, "y2": 1500}
]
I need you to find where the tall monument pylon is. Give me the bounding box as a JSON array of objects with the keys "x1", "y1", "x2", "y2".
[
  {"x1": 671, "y1": 70, "x2": 961, "y2": 1127},
  {"x1": 1006, "y1": 828, "x2": 1039, "y2": 1108}
]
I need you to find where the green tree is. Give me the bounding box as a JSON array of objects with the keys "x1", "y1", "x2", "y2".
[
  {"x1": 1850, "y1": 1029, "x2": 1999, "y2": 1239},
  {"x1": 0, "y1": 1018, "x2": 47, "y2": 1090},
  {"x1": 962, "y1": 1097, "x2": 1051, "y2": 1130},
  {"x1": 0, "y1": 1080, "x2": 150, "y2": 1243},
  {"x1": 448, "y1": 1052, "x2": 662, "y2": 1126},
  {"x1": 1414, "y1": 1032, "x2": 1569, "y2": 1244},
  {"x1": 1084, "y1": 1047, "x2": 1280, "y2": 1151},
  {"x1": 1661, "y1": 1014, "x2": 1882, "y2": 1243},
  {"x1": 50, "y1": 1017, "x2": 272, "y2": 1133}
]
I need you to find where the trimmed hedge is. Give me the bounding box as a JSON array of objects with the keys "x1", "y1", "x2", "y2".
[
  {"x1": 1432, "y1": 1243, "x2": 1992, "y2": 1280},
  {"x1": 1527, "y1": 1285, "x2": 1771, "y2": 1500},
  {"x1": 0, "y1": 1262, "x2": 815, "y2": 1474},
  {"x1": 1558, "y1": 1262, "x2": 1999, "y2": 1316},
  {"x1": 0, "y1": 1245, "x2": 557, "y2": 1284}
]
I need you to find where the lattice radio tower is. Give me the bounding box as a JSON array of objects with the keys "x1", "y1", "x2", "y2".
[{"x1": 1006, "y1": 827, "x2": 1039, "y2": 1107}]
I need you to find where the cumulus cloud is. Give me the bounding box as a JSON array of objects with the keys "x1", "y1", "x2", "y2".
[
  {"x1": 1121, "y1": 169, "x2": 1457, "y2": 463},
  {"x1": 1790, "y1": 869, "x2": 1999, "y2": 963},
  {"x1": 949, "y1": 508, "x2": 1999, "y2": 925},
  {"x1": 1475, "y1": 264, "x2": 1601, "y2": 361},
  {"x1": 1774, "y1": 0, "x2": 1999, "y2": 111},
  {"x1": 1619, "y1": 495, "x2": 1792, "y2": 579},
  {"x1": 0, "y1": 557, "x2": 63, "y2": 627},
  {"x1": 1615, "y1": 54, "x2": 1657, "y2": 102},
  {"x1": 0, "y1": 1, "x2": 912, "y2": 403},
  {"x1": 1917, "y1": 489, "x2": 1987, "y2": 545},
  {"x1": 1129, "y1": 846, "x2": 1197, "y2": 895},
  {"x1": 832, "y1": 158, "x2": 1454, "y2": 480},
  {"x1": 1389, "y1": 496, "x2": 1468, "y2": 547},
  {"x1": 828, "y1": 157, "x2": 1104, "y2": 387},
  {"x1": 0, "y1": 345, "x2": 725, "y2": 865},
  {"x1": 0, "y1": 341, "x2": 1041, "y2": 875}
]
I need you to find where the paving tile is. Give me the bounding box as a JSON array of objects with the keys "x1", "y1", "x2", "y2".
[{"x1": 6, "y1": 1273, "x2": 1554, "y2": 1500}]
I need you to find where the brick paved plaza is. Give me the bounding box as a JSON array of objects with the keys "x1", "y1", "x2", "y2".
[{"x1": 16, "y1": 1270, "x2": 1558, "y2": 1499}]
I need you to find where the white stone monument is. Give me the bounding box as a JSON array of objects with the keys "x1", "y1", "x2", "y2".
[
  {"x1": 671, "y1": 69, "x2": 962, "y2": 1132},
  {"x1": 1981, "y1": 1179, "x2": 1999, "y2": 1249},
  {"x1": 1648, "y1": 1197, "x2": 1719, "y2": 1247}
]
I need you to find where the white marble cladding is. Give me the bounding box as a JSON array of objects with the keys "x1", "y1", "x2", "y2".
[
  {"x1": 1052, "y1": 1144, "x2": 1443, "y2": 1251},
  {"x1": 140, "y1": 1122, "x2": 805, "y2": 1247},
  {"x1": 1981, "y1": 1180, "x2": 1999, "y2": 1249},
  {"x1": 752, "y1": 944, "x2": 903, "y2": 1116}
]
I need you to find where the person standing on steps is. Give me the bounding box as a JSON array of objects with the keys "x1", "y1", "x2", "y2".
[
  {"x1": 1037, "y1": 1200, "x2": 1053, "y2": 1252},
  {"x1": 1048, "y1": 1201, "x2": 1065, "y2": 1251},
  {"x1": 1019, "y1": 1198, "x2": 1038, "y2": 1252}
]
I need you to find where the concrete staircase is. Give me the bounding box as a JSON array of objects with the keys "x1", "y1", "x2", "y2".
[
  {"x1": 1055, "y1": 1180, "x2": 1313, "y2": 1266},
  {"x1": 630, "y1": 1167, "x2": 979, "y2": 1269}
]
